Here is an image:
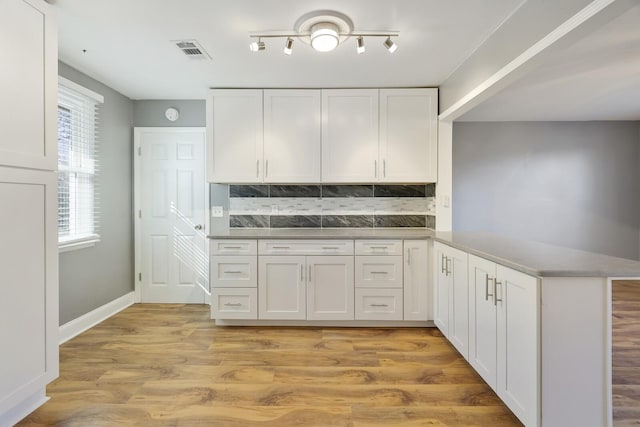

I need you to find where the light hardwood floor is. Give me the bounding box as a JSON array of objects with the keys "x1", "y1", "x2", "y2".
[
  {"x1": 17, "y1": 304, "x2": 521, "y2": 426},
  {"x1": 613, "y1": 280, "x2": 640, "y2": 426}
]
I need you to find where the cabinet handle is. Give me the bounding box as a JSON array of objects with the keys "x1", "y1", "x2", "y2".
[
  {"x1": 370, "y1": 304, "x2": 389, "y2": 307},
  {"x1": 374, "y1": 160, "x2": 378, "y2": 178},
  {"x1": 445, "y1": 257, "x2": 452, "y2": 276},
  {"x1": 272, "y1": 246, "x2": 290, "y2": 249},
  {"x1": 441, "y1": 253, "x2": 446, "y2": 274},
  {"x1": 222, "y1": 246, "x2": 242, "y2": 250},
  {"x1": 300, "y1": 264, "x2": 303, "y2": 282},
  {"x1": 322, "y1": 246, "x2": 339, "y2": 250},
  {"x1": 371, "y1": 271, "x2": 388, "y2": 274},
  {"x1": 485, "y1": 276, "x2": 494, "y2": 301},
  {"x1": 256, "y1": 160, "x2": 259, "y2": 178},
  {"x1": 494, "y1": 280, "x2": 503, "y2": 306},
  {"x1": 369, "y1": 245, "x2": 389, "y2": 250},
  {"x1": 224, "y1": 271, "x2": 242, "y2": 274},
  {"x1": 383, "y1": 159, "x2": 386, "y2": 177},
  {"x1": 265, "y1": 159, "x2": 269, "y2": 177},
  {"x1": 407, "y1": 248, "x2": 412, "y2": 266},
  {"x1": 308, "y1": 265, "x2": 312, "y2": 282},
  {"x1": 224, "y1": 302, "x2": 242, "y2": 307}
]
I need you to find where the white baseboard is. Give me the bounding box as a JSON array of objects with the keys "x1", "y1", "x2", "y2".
[{"x1": 59, "y1": 292, "x2": 135, "y2": 344}]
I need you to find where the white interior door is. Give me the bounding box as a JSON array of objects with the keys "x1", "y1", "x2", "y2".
[{"x1": 136, "y1": 128, "x2": 207, "y2": 303}]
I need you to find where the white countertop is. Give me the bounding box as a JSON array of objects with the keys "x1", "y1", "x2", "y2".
[{"x1": 208, "y1": 228, "x2": 640, "y2": 278}]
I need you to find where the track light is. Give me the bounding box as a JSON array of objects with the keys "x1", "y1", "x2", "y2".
[
  {"x1": 284, "y1": 37, "x2": 294, "y2": 55},
  {"x1": 249, "y1": 39, "x2": 265, "y2": 52},
  {"x1": 356, "y1": 36, "x2": 365, "y2": 54},
  {"x1": 383, "y1": 36, "x2": 397, "y2": 53}
]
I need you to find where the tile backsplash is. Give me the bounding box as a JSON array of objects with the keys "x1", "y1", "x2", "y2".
[{"x1": 219, "y1": 184, "x2": 436, "y2": 229}]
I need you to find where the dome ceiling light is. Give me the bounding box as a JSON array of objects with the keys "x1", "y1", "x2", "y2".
[{"x1": 248, "y1": 10, "x2": 398, "y2": 55}]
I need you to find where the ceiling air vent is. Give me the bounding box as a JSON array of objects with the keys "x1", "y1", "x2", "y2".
[{"x1": 174, "y1": 40, "x2": 211, "y2": 60}]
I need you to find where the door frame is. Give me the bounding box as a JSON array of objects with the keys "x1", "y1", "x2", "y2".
[{"x1": 133, "y1": 127, "x2": 209, "y2": 304}]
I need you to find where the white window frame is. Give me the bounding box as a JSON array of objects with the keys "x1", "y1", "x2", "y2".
[{"x1": 57, "y1": 76, "x2": 104, "y2": 252}]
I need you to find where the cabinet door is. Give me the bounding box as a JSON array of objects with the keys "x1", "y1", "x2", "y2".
[
  {"x1": 448, "y1": 246, "x2": 469, "y2": 359},
  {"x1": 0, "y1": 0, "x2": 57, "y2": 171},
  {"x1": 0, "y1": 167, "x2": 58, "y2": 417},
  {"x1": 263, "y1": 90, "x2": 321, "y2": 183},
  {"x1": 307, "y1": 256, "x2": 354, "y2": 320},
  {"x1": 379, "y1": 89, "x2": 438, "y2": 182},
  {"x1": 207, "y1": 89, "x2": 263, "y2": 183},
  {"x1": 258, "y1": 256, "x2": 306, "y2": 320},
  {"x1": 468, "y1": 254, "x2": 498, "y2": 389},
  {"x1": 321, "y1": 89, "x2": 379, "y2": 183},
  {"x1": 496, "y1": 265, "x2": 539, "y2": 427},
  {"x1": 433, "y1": 243, "x2": 450, "y2": 335},
  {"x1": 403, "y1": 240, "x2": 429, "y2": 321}
]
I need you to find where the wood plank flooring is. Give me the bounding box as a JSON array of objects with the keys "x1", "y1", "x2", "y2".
[
  {"x1": 17, "y1": 304, "x2": 521, "y2": 426},
  {"x1": 613, "y1": 280, "x2": 640, "y2": 426}
]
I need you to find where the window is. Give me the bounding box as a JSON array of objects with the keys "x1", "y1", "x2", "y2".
[{"x1": 57, "y1": 77, "x2": 103, "y2": 250}]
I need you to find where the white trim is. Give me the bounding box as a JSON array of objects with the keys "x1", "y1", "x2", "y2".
[
  {"x1": 215, "y1": 319, "x2": 433, "y2": 327},
  {"x1": 439, "y1": 0, "x2": 619, "y2": 121},
  {"x1": 58, "y1": 234, "x2": 100, "y2": 252},
  {"x1": 0, "y1": 389, "x2": 48, "y2": 427},
  {"x1": 58, "y1": 76, "x2": 104, "y2": 104},
  {"x1": 59, "y1": 292, "x2": 134, "y2": 344}
]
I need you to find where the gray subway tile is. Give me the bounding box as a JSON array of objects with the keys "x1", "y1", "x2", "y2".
[
  {"x1": 322, "y1": 215, "x2": 374, "y2": 228},
  {"x1": 321, "y1": 185, "x2": 373, "y2": 198},
  {"x1": 270, "y1": 215, "x2": 321, "y2": 228},
  {"x1": 229, "y1": 185, "x2": 269, "y2": 198},
  {"x1": 425, "y1": 183, "x2": 436, "y2": 198},
  {"x1": 269, "y1": 185, "x2": 321, "y2": 198},
  {"x1": 426, "y1": 215, "x2": 436, "y2": 229},
  {"x1": 374, "y1": 185, "x2": 426, "y2": 198},
  {"x1": 229, "y1": 215, "x2": 269, "y2": 228},
  {"x1": 374, "y1": 215, "x2": 427, "y2": 228}
]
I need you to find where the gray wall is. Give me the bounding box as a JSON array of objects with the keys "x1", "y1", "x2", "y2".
[
  {"x1": 453, "y1": 121, "x2": 640, "y2": 260},
  {"x1": 133, "y1": 100, "x2": 205, "y2": 127},
  {"x1": 58, "y1": 62, "x2": 134, "y2": 325}
]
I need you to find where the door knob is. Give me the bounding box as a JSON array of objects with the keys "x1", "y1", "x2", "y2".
[{"x1": 194, "y1": 224, "x2": 203, "y2": 230}]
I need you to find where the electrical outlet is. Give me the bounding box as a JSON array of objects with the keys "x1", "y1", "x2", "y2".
[{"x1": 211, "y1": 206, "x2": 223, "y2": 217}]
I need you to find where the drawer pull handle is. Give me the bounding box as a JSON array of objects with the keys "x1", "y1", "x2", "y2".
[
  {"x1": 224, "y1": 271, "x2": 242, "y2": 274},
  {"x1": 224, "y1": 302, "x2": 242, "y2": 307},
  {"x1": 370, "y1": 271, "x2": 389, "y2": 274},
  {"x1": 272, "y1": 246, "x2": 291, "y2": 249},
  {"x1": 322, "y1": 246, "x2": 340, "y2": 250},
  {"x1": 222, "y1": 246, "x2": 242, "y2": 249},
  {"x1": 370, "y1": 304, "x2": 389, "y2": 307},
  {"x1": 369, "y1": 246, "x2": 389, "y2": 249}
]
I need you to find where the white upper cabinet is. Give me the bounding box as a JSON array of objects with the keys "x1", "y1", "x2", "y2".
[
  {"x1": 379, "y1": 89, "x2": 438, "y2": 182},
  {"x1": 263, "y1": 90, "x2": 321, "y2": 183},
  {"x1": 207, "y1": 89, "x2": 263, "y2": 183},
  {"x1": 321, "y1": 89, "x2": 379, "y2": 183},
  {"x1": 0, "y1": 0, "x2": 57, "y2": 171}
]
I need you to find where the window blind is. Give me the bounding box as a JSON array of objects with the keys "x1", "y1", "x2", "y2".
[{"x1": 57, "y1": 78, "x2": 103, "y2": 246}]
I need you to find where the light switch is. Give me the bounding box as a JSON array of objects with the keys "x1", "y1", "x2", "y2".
[
  {"x1": 211, "y1": 206, "x2": 223, "y2": 217},
  {"x1": 443, "y1": 195, "x2": 450, "y2": 208}
]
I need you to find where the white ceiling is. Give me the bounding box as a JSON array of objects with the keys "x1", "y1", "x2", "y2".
[
  {"x1": 55, "y1": 0, "x2": 524, "y2": 100},
  {"x1": 458, "y1": 3, "x2": 640, "y2": 121}
]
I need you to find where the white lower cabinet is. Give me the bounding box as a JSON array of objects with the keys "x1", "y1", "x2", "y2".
[
  {"x1": 466, "y1": 254, "x2": 540, "y2": 427},
  {"x1": 307, "y1": 256, "x2": 355, "y2": 320},
  {"x1": 211, "y1": 255, "x2": 257, "y2": 288},
  {"x1": 403, "y1": 240, "x2": 429, "y2": 321},
  {"x1": 433, "y1": 242, "x2": 469, "y2": 358},
  {"x1": 355, "y1": 288, "x2": 403, "y2": 320},
  {"x1": 211, "y1": 288, "x2": 257, "y2": 319},
  {"x1": 258, "y1": 256, "x2": 306, "y2": 320}
]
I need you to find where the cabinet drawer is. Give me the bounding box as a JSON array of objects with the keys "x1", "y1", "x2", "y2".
[
  {"x1": 211, "y1": 288, "x2": 257, "y2": 319},
  {"x1": 259, "y1": 240, "x2": 353, "y2": 255},
  {"x1": 211, "y1": 239, "x2": 257, "y2": 255},
  {"x1": 355, "y1": 256, "x2": 403, "y2": 288},
  {"x1": 355, "y1": 288, "x2": 403, "y2": 320},
  {"x1": 355, "y1": 240, "x2": 403, "y2": 256},
  {"x1": 211, "y1": 255, "x2": 257, "y2": 288}
]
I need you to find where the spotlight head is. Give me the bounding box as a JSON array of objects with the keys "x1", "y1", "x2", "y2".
[
  {"x1": 249, "y1": 40, "x2": 265, "y2": 52},
  {"x1": 284, "y1": 37, "x2": 294, "y2": 55},
  {"x1": 383, "y1": 36, "x2": 397, "y2": 53},
  {"x1": 356, "y1": 36, "x2": 365, "y2": 54}
]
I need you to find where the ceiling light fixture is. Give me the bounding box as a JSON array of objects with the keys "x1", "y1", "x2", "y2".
[
  {"x1": 248, "y1": 10, "x2": 398, "y2": 55},
  {"x1": 249, "y1": 39, "x2": 265, "y2": 52},
  {"x1": 356, "y1": 36, "x2": 365, "y2": 54},
  {"x1": 284, "y1": 37, "x2": 294, "y2": 55},
  {"x1": 383, "y1": 36, "x2": 397, "y2": 53}
]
